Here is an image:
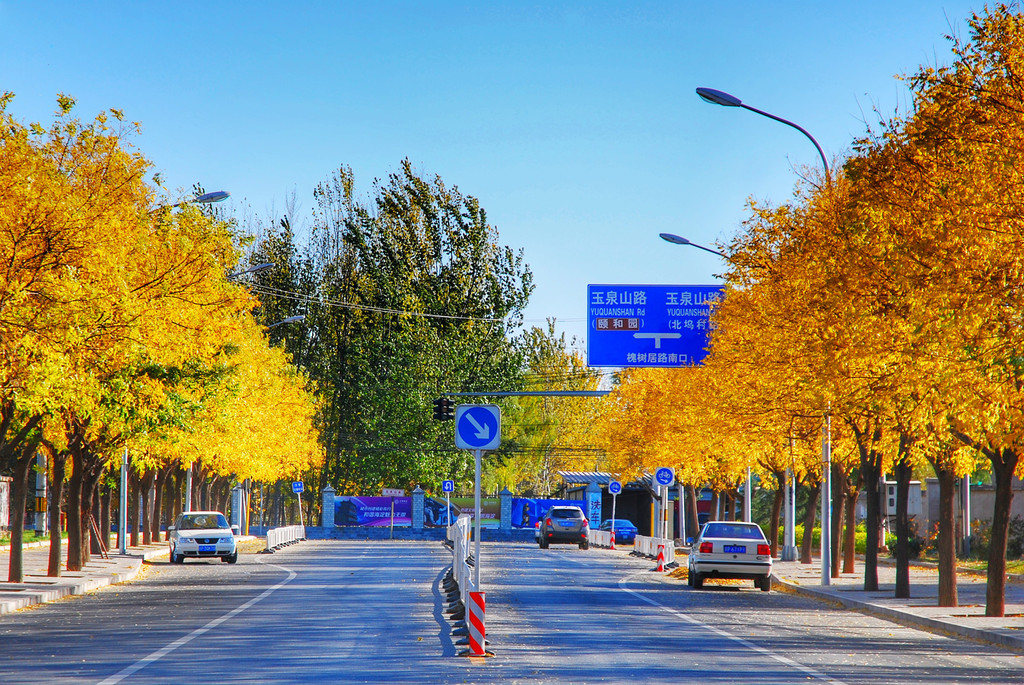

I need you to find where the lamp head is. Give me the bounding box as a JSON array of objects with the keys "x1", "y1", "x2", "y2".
[
  {"x1": 696, "y1": 88, "x2": 743, "y2": 107},
  {"x1": 659, "y1": 233, "x2": 691, "y2": 246}
]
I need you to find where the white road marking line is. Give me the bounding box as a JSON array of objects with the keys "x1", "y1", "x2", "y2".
[
  {"x1": 96, "y1": 562, "x2": 297, "y2": 685},
  {"x1": 618, "y1": 573, "x2": 847, "y2": 685}
]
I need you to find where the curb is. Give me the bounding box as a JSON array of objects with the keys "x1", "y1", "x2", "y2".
[{"x1": 772, "y1": 573, "x2": 1024, "y2": 653}]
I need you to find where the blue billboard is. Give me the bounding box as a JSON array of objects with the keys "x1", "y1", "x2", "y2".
[{"x1": 587, "y1": 284, "x2": 724, "y2": 368}]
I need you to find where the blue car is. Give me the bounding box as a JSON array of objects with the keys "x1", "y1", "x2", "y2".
[{"x1": 599, "y1": 519, "x2": 637, "y2": 544}]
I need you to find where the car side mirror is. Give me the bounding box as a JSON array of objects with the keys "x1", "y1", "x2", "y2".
[{"x1": 167, "y1": 526, "x2": 176, "y2": 533}]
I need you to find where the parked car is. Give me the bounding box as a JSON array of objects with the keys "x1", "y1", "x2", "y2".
[
  {"x1": 599, "y1": 518, "x2": 637, "y2": 544},
  {"x1": 538, "y1": 505, "x2": 589, "y2": 549},
  {"x1": 688, "y1": 521, "x2": 772, "y2": 591},
  {"x1": 168, "y1": 511, "x2": 238, "y2": 564}
]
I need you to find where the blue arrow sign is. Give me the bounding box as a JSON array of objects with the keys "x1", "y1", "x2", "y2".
[
  {"x1": 441, "y1": 479, "x2": 455, "y2": 493},
  {"x1": 609, "y1": 480, "x2": 622, "y2": 495},
  {"x1": 654, "y1": 467, "x2": 675, "y2": 487},
  {"x1": 455, "y1": 404, "x2": 501, "y2": 451}
]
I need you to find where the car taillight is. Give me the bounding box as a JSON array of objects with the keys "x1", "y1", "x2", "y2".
[
  {"x1": 757, "y1": 544, "x2": 771, "y2": 556},
  {"x1": 535, "y1": 521, "x2": 540, "y2": 528},
  {"x1": 545, "y1": 518, "x2": 552, "y2": 527},
  {"x1": 582, "y1": 518, "x2": 588, "y2": 526},
  {"x1": 699, "y1": 542, "x2": 713, "y2": 554}
]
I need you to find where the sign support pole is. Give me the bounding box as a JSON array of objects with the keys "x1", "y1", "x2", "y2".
[
  {"x1": 119, "y1": 448, "x2": 128, "y2": 554},
  {"x1": 474, "y1": 448, "x2": 482, "y2": 591}
]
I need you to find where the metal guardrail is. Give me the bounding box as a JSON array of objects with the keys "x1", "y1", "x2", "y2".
[
  {"x1": 446, "y1": 514, "x2": 476, "y2": 601},
  {"x1": 264, "y1": 525, "x2": 306, "y2": 552},
  {"x1": 633, "y1": 534, "x2": 676, "y2": 564}
]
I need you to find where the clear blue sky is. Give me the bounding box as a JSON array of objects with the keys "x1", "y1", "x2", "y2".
[{"x1": 0, "y1": 1, "x2": 982, "y2": 347}]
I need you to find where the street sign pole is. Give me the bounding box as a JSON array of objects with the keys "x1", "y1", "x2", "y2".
[
  {"x1": 120, "y1": 448, "x2": 128, "y2": 554},
  {"x1": 474, "y1": 448, "x2": 482, "y2": 591}
]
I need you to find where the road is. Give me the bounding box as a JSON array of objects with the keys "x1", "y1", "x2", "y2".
[{"x1": 0, "y1": 540, "x2": 1020, "y2": 683}]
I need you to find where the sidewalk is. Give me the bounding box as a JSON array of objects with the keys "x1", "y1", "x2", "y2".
[
  {"x1": 771, "y1": 558, "x2": 1024, "y2": 652},
  {"x1": 0, "y1": 539, "x2": 171, "y2": 615}
]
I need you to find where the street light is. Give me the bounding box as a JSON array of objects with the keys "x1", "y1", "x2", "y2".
[
  {"x1": 697, "y1": 85, "x2": 829, "y2": 576},
  {"x1": 659, "y1": 233, "x2": 727, "y2": 258},
  {"x1": 696, "y1": 88, "x2": 830, "y2": 181},
  {"x1": 267, "y1": 315, "x2": 305, "y2": 329}
]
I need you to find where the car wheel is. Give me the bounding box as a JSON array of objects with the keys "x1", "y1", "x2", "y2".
[
  {"x1": 539, "y1": 539, "x2": 549, "y2": 549},
  {"x1": 687, "y1": 568, "x2": 694, "y2": 587},
  {"x1": 171, "y1": 553, "x2": 183, "y2": 564},
  {"x1": 692, "y1": 571, "x2": 704, "y2": 589},
  {"x1": 223, "y1": 551, "x2": 238, "y2": 564},
  {"x1": 579, "y1": 541, "x2": 589, "y2": 550},
  {"x1": 759, "y1": 575, "x2": 771, "y2": 592}
]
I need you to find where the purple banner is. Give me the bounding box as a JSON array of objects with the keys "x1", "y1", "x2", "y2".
[{"x1": 335, "y1": 496, "x2": 411, "y2": 526}]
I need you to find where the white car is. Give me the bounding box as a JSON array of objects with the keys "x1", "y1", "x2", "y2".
[
  {"x1": 168, "y1": 511, "x2": 238, "y2": 564},
  {"x1": 688, "y1": 521, "x2": 773, "y2": 591}
]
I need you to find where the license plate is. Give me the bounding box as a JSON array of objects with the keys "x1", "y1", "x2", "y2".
[
  {"x1": 198, "y1": 545, "x2": 216, "y2": 553},
  {"x1": 723, "y1": 544, "x2": 746, "y2": 553}
]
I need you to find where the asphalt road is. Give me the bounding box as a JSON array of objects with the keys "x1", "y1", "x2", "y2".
[{"x1": 0, "y1": 540, "x2": 1021, "y2": 683}]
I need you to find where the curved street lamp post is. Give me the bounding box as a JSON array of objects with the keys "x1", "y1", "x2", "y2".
[{"x1": 696, "y1": 87, "x2": 829, "y2": 576}]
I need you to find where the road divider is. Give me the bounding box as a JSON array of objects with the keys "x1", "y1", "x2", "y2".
[
  {"x1": 446, "y1": 515, "x2": 492, "y2": 657},
  {"x1": 633, "y1": 534, "x2": 676, "y2": 568},
  {"x1": 262, "y1": 525, "x2": 306, "y2": 553}
]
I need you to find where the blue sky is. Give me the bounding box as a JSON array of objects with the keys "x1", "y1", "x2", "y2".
[{"x1": 1, "y1": 1, "x2": 982, "y2": 346}]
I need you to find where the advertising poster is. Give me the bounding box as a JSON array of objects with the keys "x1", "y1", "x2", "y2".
[
  {"x1": 423, "y1": 496, "x2": 461, "y2": 527},
  {"x1": 450, "y1": 497, "x2": 500, "y2": 528},
  {"x1": 335, "y1": 496, "x2": 411, "y2": 526},
  {"x1": 511, "y1": 498, "x2": 589, "y2": 529}
]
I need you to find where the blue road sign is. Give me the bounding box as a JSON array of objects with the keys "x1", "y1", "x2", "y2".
[
  {"x1": 587, "y1": 284, "x2": 724, "y2": 367},
  {"x1": 654, "y1": 467, "x2": 675, "y2": 487},
  {"x1": 455, "y1": 404, "x2": 501, "y2": 451},
  {"x1": 609, "y1": 480, "x2": 622, "y2": 495},
  {"x1": 442, "y1": 479, "x2": 455, "y2": 493},
  {"x1": 292, "y1": 481, "x2": 304, "y2": 493}
]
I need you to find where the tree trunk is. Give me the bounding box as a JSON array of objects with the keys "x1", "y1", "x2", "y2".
[
  {"x1": 934, "y1": 463, "x2": 958, "y2": 607},
  {"x1": 141, "y1": 470, "x2": 155, "y2": 545},
  {"x1": 686, "y1": 484, "x2": 699, "y2": 540},
  {"x1": 831, "y1": 464, "x2": 847, "y2": 579},
  {"x1": 860, "y1": 452, "x2": 882, "y2": 591},
  {"x1": 800, "y1": 479, "x2": 820, "y2": 564},
  {"x1": 129, "y1": 471, "x2": 140, "y2": 547},
  {"x1": 769, "y1": 471, "x2": 785, "y2": 558},
  {"x1": 843, "y1": 481, "x2": 858, "y2": 574},
  {"x1": 708, "y1": 491, "x2": 719, "y2": 522},
  {"x1": 985, "y1": 447, "x2": 1019, "y2": 617},
  {"x1": 7, "y1": 453, "x2": 33, "y2": 582},
  {"x1": 66, "y1": 446, "x2": 87, "y2": 572},
  {"x1": 47, "y1": 453, "x2": 68, "y2": 577},
  {"x1": 894, "y1": 451, "x2": 912, "y2": 599}
]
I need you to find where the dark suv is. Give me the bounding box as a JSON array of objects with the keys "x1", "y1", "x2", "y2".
[{"x1": 538, "y1": 505, "x2": 589, "y2": 549}]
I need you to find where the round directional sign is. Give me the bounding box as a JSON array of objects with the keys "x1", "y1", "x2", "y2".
[
  {"x1": 608, "y1": 480, "x2": 622, "y2": 495},
  {"x1": 654, "y1": 467, "x2": 675, "y2": 487},
  {"x1": 441, "y1": 479, "x2": 455, "y2": 493},
  {"x1": 455, "y1": 404, "x2": 501, "y2": 451}
]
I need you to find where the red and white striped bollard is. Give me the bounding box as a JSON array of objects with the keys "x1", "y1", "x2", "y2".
[
  {"x1": 656, "y1": 543, "x2": 665, "y2": 572},
  {"x1": 468, "y1": 591, "x2": 486, "y2": 656}
]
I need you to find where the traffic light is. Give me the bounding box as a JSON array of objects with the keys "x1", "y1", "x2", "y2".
[{"x1": 432, "y1": 397, "x2": 456, "y2": 421}]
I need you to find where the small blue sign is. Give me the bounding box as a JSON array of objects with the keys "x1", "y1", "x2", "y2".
[
  {"x1": 608, "y1": 480, "x2": 622, "y2": 495},
  {"x1": 587, "y1": 284, "x2": 724, "y2": 368},
  {"x1": 292, "y1": 481, "x2": 304, "y2": 493},
  {"x1": 442, "y1": 479, "x2": 455, "y2": 493},
  {"x1": 455, "y1": 405, "x2": 501, "y2": 451},
  {"x1": 654, "y1": 467, "x2": 675, "y2": 487}
]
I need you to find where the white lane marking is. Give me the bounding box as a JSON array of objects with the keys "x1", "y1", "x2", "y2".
[
  {"x1": 96, "y1": 562, "x2": 298, "y2": 685},
  {"x1": 618, "y1": 573, "x2": 847, "y2": 685}
]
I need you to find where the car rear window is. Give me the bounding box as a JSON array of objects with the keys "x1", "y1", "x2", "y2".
[
  {"x1": 550, "y1": 508, "x2": 583, "y2": 519},
  {"x1": 702, "y1": 523, "x2": 765, "y2": 540}
]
